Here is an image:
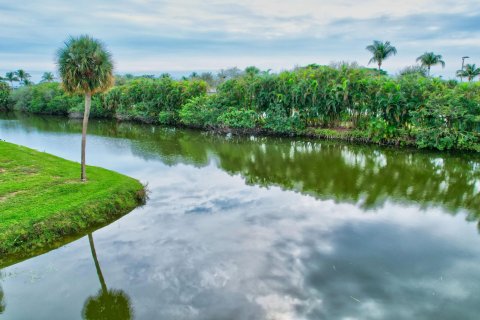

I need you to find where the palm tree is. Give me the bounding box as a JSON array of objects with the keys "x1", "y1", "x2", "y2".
[
  {"x1": 41, "y1": 72, "x2": 55, "y2": 83},
  {"x1": 82, "y1": 233, "x2": 133, "y2": 320},
  {"x1": 366, "y1": 40, "x2": 397, "y2": 71},
  {"x1": 416, "y1": 52, "x2": 445, "y2": 76},
  {"x1": 245, "y1": 66, "x2": 260, "y2": 77},
  {"x1": 57, "y1": 35, "x2": 114, "y2": 181},
  {"x1": 456, "y1": 64, "x2": 480, "y2": 82},
  {"x1": 15, "y1": 69, "x2": 31, "y2": 86},
  {"x1": 5, "y1": 72, "x2": 19, "y2": 87}
]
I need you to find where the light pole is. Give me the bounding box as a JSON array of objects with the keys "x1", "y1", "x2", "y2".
[{"x1": 461, "y1": 56, "x2": 470, "y2": 82}]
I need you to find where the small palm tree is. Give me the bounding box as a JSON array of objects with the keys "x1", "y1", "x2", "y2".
[
  {"x1": 245, "y1": 66, "x2": 260, "y2": 77},
  {"x1": 366, "y1": 40, "x2": 397, "y2": 71},
  {"x1": 15, "y1": 69, "x2": 31, "y2": 86},
  {"x1": 5, "y1": 72, "x2": 19, "y2": 87},
  {"x1": 57, "y1": 35, "x2": 114, "y2": 181},
  {"x1": 456, "y1": 64, "x2": 480, "y2": 82},
  {"x1": 41, "y1": 72, "x2": 55, "y2": 83},
  {"x1": 416, "y1": 52, "x2": 445, "y2": 76}
]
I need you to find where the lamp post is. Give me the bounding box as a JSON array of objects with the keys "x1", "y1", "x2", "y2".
[{"x1": 461, "y1": 56, "x2": 470, "y2": 82}]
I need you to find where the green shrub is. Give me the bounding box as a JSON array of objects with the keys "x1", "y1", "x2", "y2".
[
  {"x1": 179, "y1": 96, "x2": 221, "y2": 128},
  {"x1": 158, "y1": 111, "x2": 177, "y2": 125},
  {"x1": 217, "y1": 108, "x2": 257, "y2": 129},
  {"x1": 0, "y1": 82, "x2": 11, "y2": 110},
  {"x1": 262, "y1": 105, "x2": 305, "y2": 134}
]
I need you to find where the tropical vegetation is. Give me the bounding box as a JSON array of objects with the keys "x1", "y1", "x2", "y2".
[{"x1": 1, "y1": 38, "x2": 479, "y2": 153}]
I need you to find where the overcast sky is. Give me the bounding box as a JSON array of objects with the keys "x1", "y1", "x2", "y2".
[{"x1": 0, "y1": 0, "x2": 479, "y2": 80}]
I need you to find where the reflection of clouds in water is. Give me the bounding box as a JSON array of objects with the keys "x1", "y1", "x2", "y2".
[
  {"x1": 2, "y1": 116, "x2": 480, "y2": 319},
  {"x1": 84, "y1": 164, "x2": 480, "y2": 319}
]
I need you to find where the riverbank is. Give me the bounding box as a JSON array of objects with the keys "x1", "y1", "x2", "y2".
[
  {"x1": 3, "y1": 66, "x2": 479, "y2": 152},
  {"x1": 0, "y1": 141, "x2": 145, "y2": 266}
]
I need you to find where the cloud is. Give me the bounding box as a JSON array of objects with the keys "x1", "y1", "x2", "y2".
[{"x1": 0, "y1": 0, "x2": 478, "y2": 79}]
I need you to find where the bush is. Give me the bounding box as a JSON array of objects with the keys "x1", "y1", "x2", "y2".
[
  {"x1": 217, "y1": 108, "x2": 257, "y2": 129},
  {"x1": 179, "y1": 96, "x2": 221, "y2": 128},
  {"x1": 262, "y1": 105, "x2": 305, "y2": 134},
  {"x1": 0, "y1": 82, "x2": 11, "y2": 110}
]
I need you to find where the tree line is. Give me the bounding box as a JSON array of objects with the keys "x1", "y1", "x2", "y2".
[{"x1": 0, "y1": 36, "x2": 479, "y2": 182}]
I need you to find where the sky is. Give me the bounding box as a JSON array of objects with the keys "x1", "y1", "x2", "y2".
[{"x1": 0, "y1": 0, "x2": 479, "y2": 81}]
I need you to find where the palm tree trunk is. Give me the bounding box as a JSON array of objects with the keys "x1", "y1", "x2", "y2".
[
  {"x1": 88, "y1": 233, "x2": 108, "y2": 293},
  {"x1": 81, "y1": 93, "x2": 91, "y2": 181},
  {"x1": 378, "y1": 62, "x2": 381, "y2": 71},
  {"x1": 428, "y1": 66, "x2": 430, "y2": 77}
]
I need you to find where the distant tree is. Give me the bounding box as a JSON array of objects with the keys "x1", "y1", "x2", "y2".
[
  {"x1": 329, "y1": 61, "x2": 360, "y2": 70},
  {"x1": 41, "y1": 72, "x2": 55, "y2": 82},
  {"x1": 198, "y1": 72, "x2": 215, "y2": 87},
  {"x1": 15, "y1": 69, "x2": 31, "y2": 86},
  {"x1": 398, "y1": 65, "x2": 428, "y2": 77},
  {"x1": 416, "y1": 52, "x2": 445, "y2": 76},
  {"x1": 189, "y1": 72, "x2": 199, "y2": 79},
  {"x1": 160, "y1": 73, "x2": 171, "y2": 79},
  {"x1": 456, "y1": 64, "x2": 480, "y2": 82},
  {"x1": 23, "y1": 79, "x2": 34, "y2": 86},
  {"x1": 57, "y1": 35, "x2": 114, "y2": 181},
  {"x1": 5, "y1": 72, "x2": 19, "y2": 87},
  {"x1": 366, "y1": 40, "x2": 397, "y2": 71},
  {"x1": 245, "y1": 66, "x2": 260, "y2": 77}
]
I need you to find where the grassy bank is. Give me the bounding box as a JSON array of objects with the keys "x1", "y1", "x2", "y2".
[{"x1": 0, "y1": 141, "x2": 145, "y2": 266}]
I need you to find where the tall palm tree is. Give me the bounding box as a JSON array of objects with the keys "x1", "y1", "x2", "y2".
[
  {"x1": 416, "y1": 52, "x2": 445, "y2": 76},
  {"x1": 57, "y1": 35, "x2": 114, "y2": 181},
  {"x1": 82, "y1": 233, "x2": 133, "y2": 320},
  {"x1": 5, "y1": 72, "x2": 19, "y2": 87},
  {"x1": 456, "y1": 64, "x2": 480, "y2": 82},
  {"x1": 366, "y1": 40, "x2": 397, "y2": 71},
  {"x1": 15, "y1": 69, "x2": 31, "y2": 86},
  {"x1": 41, "y1": 72, "x2": 55, "y2": 83}
]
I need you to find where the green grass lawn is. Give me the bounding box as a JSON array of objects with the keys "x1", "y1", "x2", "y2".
[{"x1": 0, "y1": 141, "x2": 145, "y2": 265}]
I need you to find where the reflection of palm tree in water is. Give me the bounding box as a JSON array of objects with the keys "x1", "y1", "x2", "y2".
[
  {"x1": 82, "y1": 233, "x2": 133, "y2": 320},
  {"x1": 0, "y1": 272, "x2": 5, "y2": 315},
  {"x1": 0, "y1": 286, "x2": 5, "y2": 315}
]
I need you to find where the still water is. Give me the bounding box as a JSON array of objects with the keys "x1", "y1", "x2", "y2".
[{"x1": 1, "y1": 112, "x2": 480, "y2": 319}]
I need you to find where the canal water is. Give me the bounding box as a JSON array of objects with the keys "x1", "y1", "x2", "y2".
[{"x1": 1, "y1": 113, "x2": 480, "y2": 319}]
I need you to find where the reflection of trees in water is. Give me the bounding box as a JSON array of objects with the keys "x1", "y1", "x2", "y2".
[
  {"x1": 5, "y1": 112, "x2": 480, "y2": 218},
  {"x1": 82, "y1": 233, "x2": 133, "y2": 320}
]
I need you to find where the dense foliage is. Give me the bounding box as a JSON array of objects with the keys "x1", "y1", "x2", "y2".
[
  {"x1": 0, "y1": 82, "x2": 10, "y2": 110},
  {"x1": 5, "y1": 65, "x2": 480, "y2": 151}
]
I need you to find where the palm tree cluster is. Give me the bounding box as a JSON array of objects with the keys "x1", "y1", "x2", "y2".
[
  {"x1": 456, "y1": 64, "x2": 480, "y2": 82},
  {"x1": 367, "y1": 41, "x2": 479, "y2": 81},
  {"x1": 2, "y1": 70, "x2": 31, "y2": 87}
]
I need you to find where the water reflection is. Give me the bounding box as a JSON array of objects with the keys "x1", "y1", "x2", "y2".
[
  {"x1": 83, "y1": 234, "x2": 133, "y2": 320},
  {"x1": 1, "y1": 112, "x2": 479, "y2": 219},
  {"x1": 0, "y1": 277, "x2": 5, "y2": 315},
  {"x1": 1, "y1": 112, "x2": 480, "y2": 319}
]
